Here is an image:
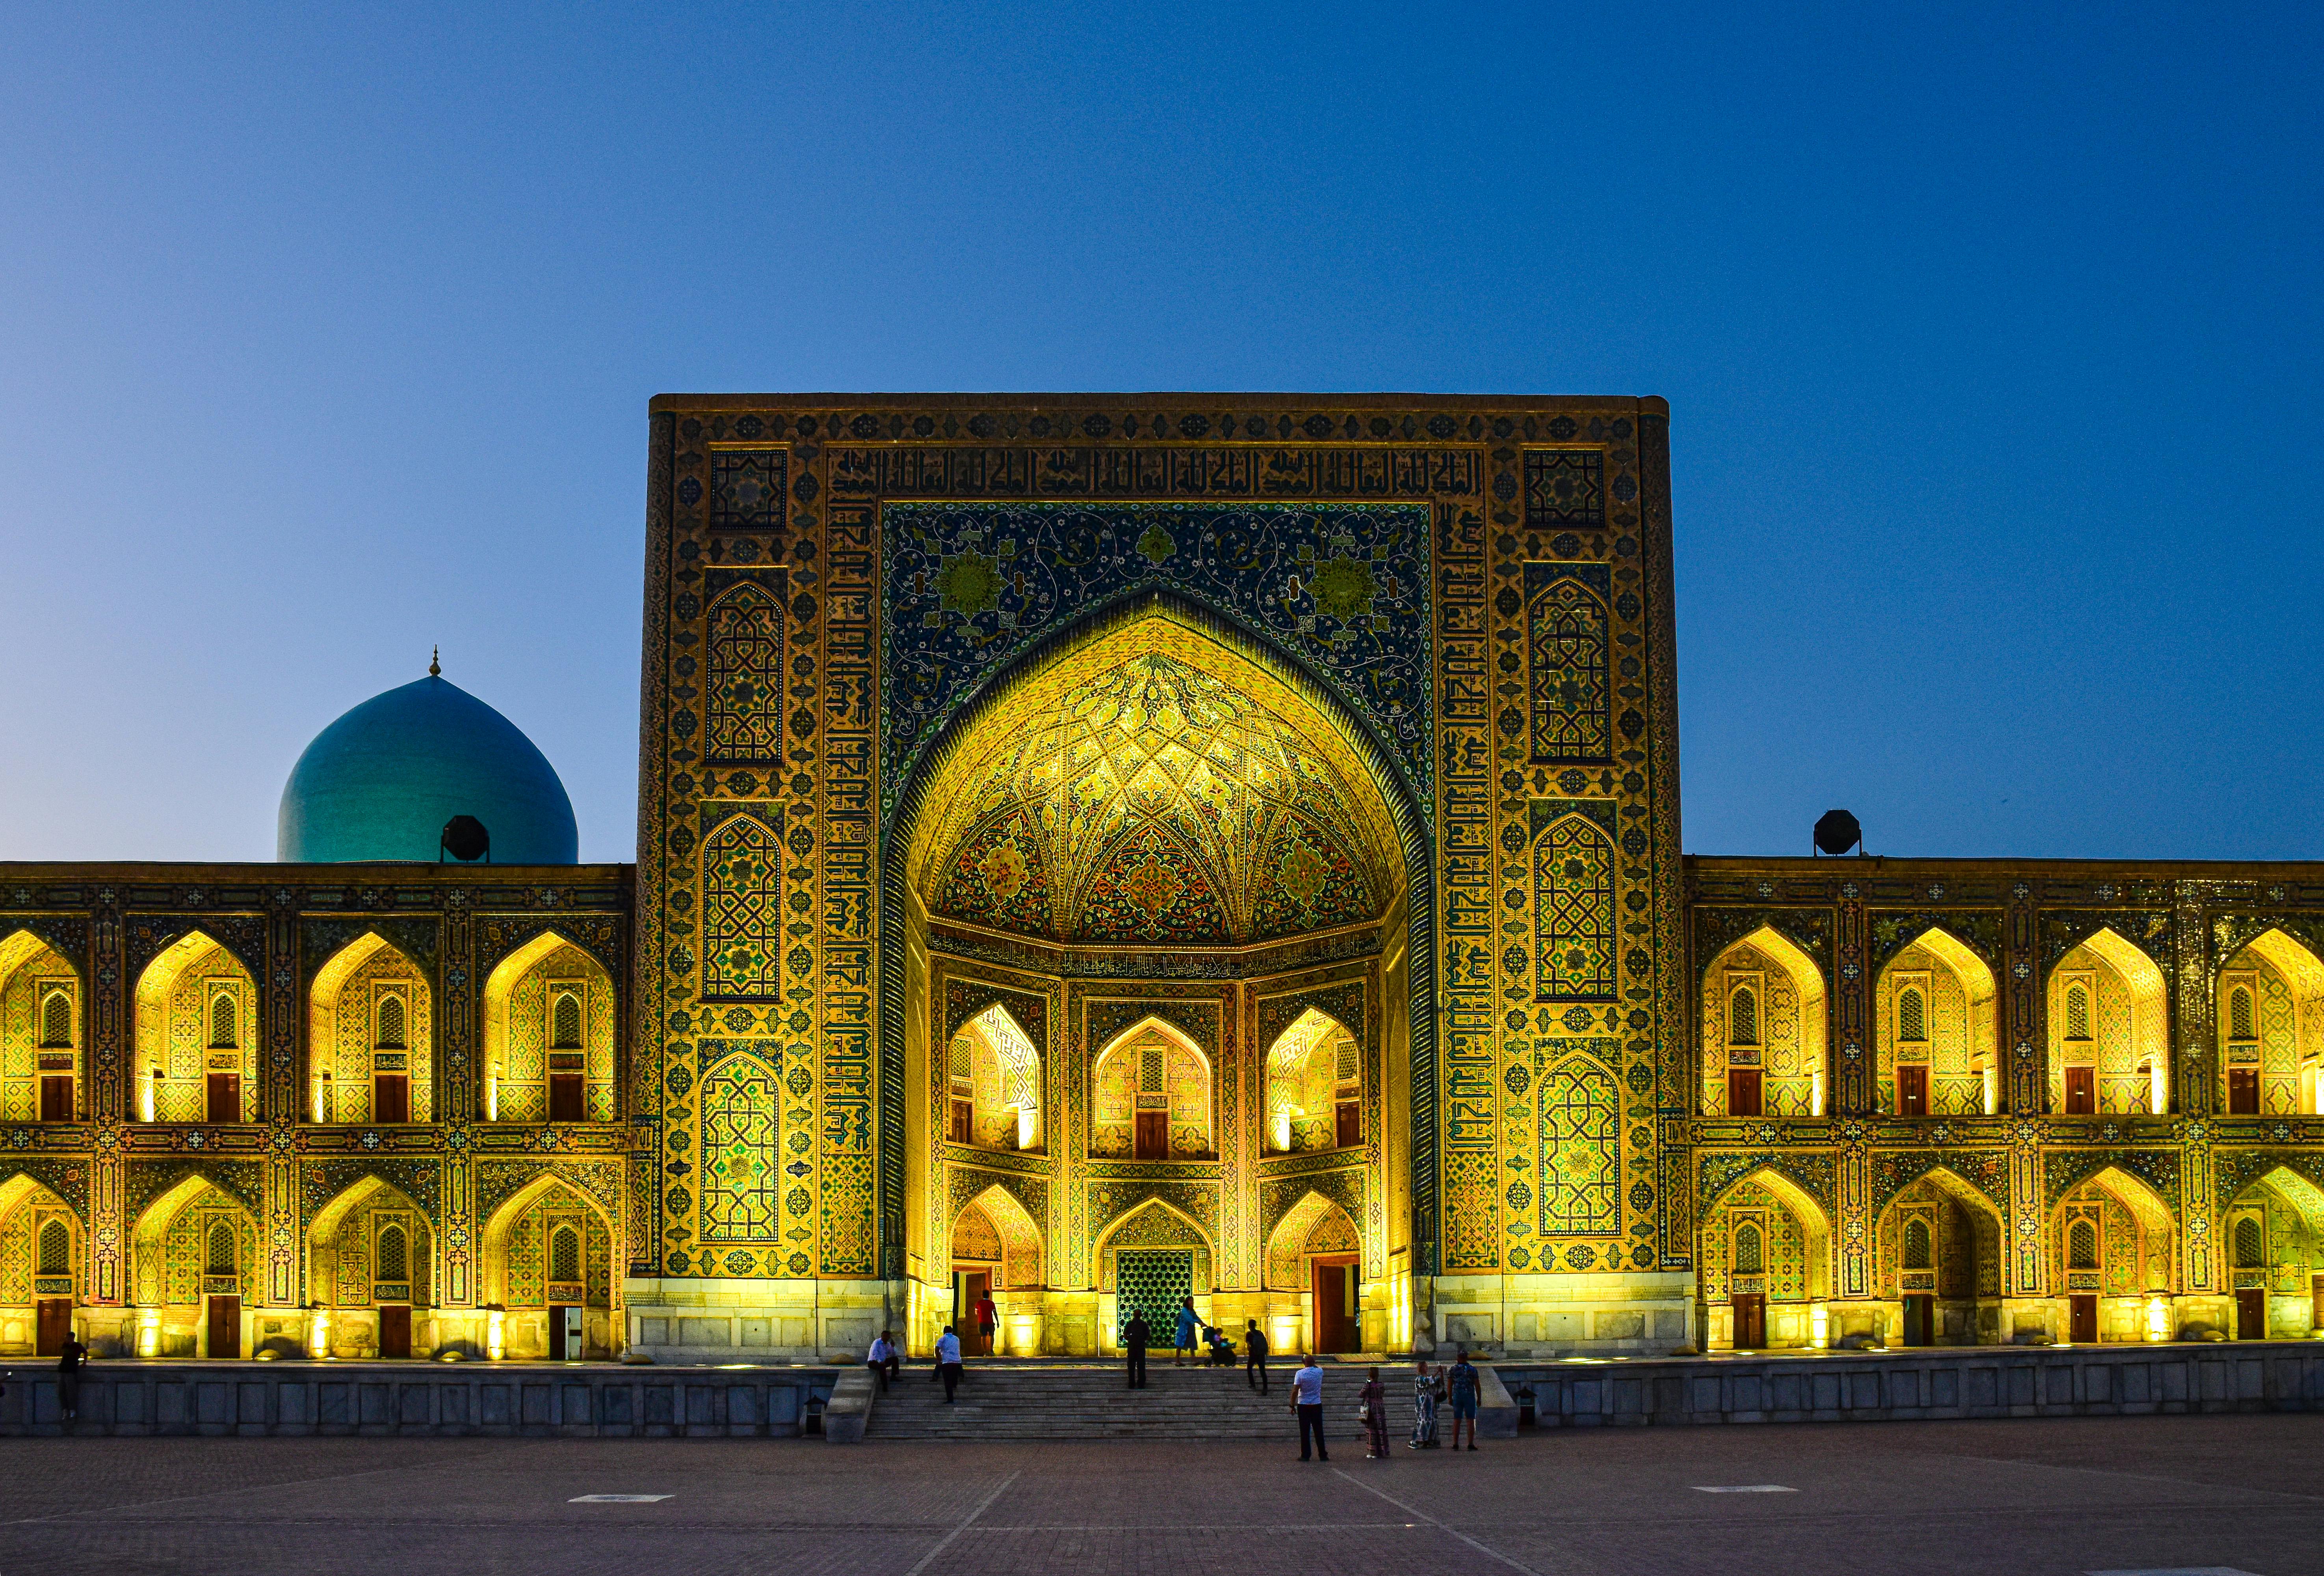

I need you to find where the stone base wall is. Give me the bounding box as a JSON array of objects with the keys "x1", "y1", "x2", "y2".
[
  {"x1": 0, "y1": 1361, "x2": 842, "y2": 1437},
  {"x1": 624, "y1": 1275, "x2": 891, "y2": 1362},
  {"x1": 1430, "y1": 1271, "x2": 1695, "y2": 1356}
]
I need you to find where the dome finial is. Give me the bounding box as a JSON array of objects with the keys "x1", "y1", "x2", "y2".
[{"x1": 429, "y1": 646, "x2": 440, "y2": 678}]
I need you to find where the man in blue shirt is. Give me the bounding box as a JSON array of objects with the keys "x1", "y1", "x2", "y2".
[
  {"x1": 1290, "y1": 1355, "x2": 1328, "y2": 1461},
  {"x1": 935, "y1": 1325, "x2": 962, "y2": 1403},
  {"x1": 1446, "y1": 1349, "x2": 1481, "y2": 1451}
]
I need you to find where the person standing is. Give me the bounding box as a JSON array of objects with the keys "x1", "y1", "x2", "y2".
[
  {"x1": 1360, "y1": 1366, "x2": 1390, "y2": 1459},
  {"x1": 866, "y1": 1330, "x2": 898, "y2": 1393},
  {"x1": 1408, "y1": 1357, "x2": 1440, "y2": 1449},
  {"x1": 973, "y1": 1290, "x2": 999, "y2": 1356},
  {"x1": 1124, "y1": 1310, "x2": 1151, "y2": 1388},
  {"x1": 56, "y1": 1329, "x2": 88, "y2": 1422},
  {"x1": 1290, "y1": 1354, "x2": 1328, "y2": 1461},
  {"x1": 1245, "y1": 1320, "x2": 1270, "y2": 1394},
  {"x1": 1173, "y1": 1296, "x2": 1198, "y2": 1367},
  {"x1": 935, "y1": 1325, "x2": 963, "y2": 1403},
  {"x1": 1445, "y1": 1349, "x2": 1481, "y2": 1451}
]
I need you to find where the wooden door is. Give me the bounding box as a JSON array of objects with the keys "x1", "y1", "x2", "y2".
[
  {"x1": 1901, "y1": 1294, "x2": 1932, "y2": 1347},
  {"x1": 205, "y1": 1073, "x2": 240, "y2": 1124},
  {"x1": 378, "y1": 1304, "x2": 412, "y2": 1358},
  {"x1": 1727, "y1": 1068, "x2": 1761, "y2": 1117},
  {"x1": 960, "y1": 1271, "x2": 992, "y2": 1355},
  {"x1": 948, "y1": 1098, "x2": 972, "y2": 1143},
  {"x1": 1311, "y1": 1256, "x2": 1359, "y2": 1352},
  {"x1": 39, "y1": 1075, "x2": 72, "y2": 1122},
  {"x1": 1134, "y1": 1110, "x2": 1169, "y2": 1160},
  {"x1": 550, "y1": 1304, "x2": 577, "y2": 1359},
  {"x1": 549, "y1": 1074, "x2": 585, "y2": 1123},
  {"x1": 2068, "y1": 1294, "x2": 2097, "y2": 1344},
  {"x1": 374, "y1": 1074, "x2": 410, "y2": 1125},
  {"x1": 2228, "y1": 1069, "x2": 2260, "y2": 1115},
  {"x1": 35, "y1": 1298, "x2": 71, "y2": 1356},
  {"x1": 1730, "y1": 1294, "x2": 1765, "y2": 1349},
  {"x1": 2236, "y1": 1288, "x2": 2266, "y2": 1340},
  {"x1": 2064, "y1": 1068, "x2": 2095, "y2": 1114},
  {"x1": 1898, "y1": 1066, "x2": 1929, "y2": 1117},
  {"x1": 1334, "y1": 1100, "x2": 1360, "y2": 1149},
  {"x1": 207, "y1": 1295, "x2": 240, "y2": 1359}
]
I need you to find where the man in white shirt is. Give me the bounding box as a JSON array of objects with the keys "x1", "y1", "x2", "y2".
[
  {"x1": 934, "y1": 1325, "x2": 963, "y2": 1403},
  {"x1": 866, "y1": 1331, "x2": 898, "y2": 1392},
  {"x1": 1290, "y1": 1355, "x2": 1328, "y2": 1461}
]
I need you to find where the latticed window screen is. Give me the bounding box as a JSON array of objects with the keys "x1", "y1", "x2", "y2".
[
  {"x1": 2068, "y1": 1218, "x2": 2099, "y2": 1269},
  {"x1": 36, "y1": 1218, "x2": 68, "y2": 1276},
  {"x1": 376, "y1": 1224, "x2": 408, "y2": 1282},
  {"x1": 2066, "y1": 985, "x2": 2091, "y2": 1040},
  {"x1": 2230, "y1": 987, "x2": 2255, "y2": 1041},
  {"x1": 1732, "y1": 1222, "x2": 1763, "y2": 1275},
  {"x1": 1334, "y1": 1032, "x2": 1358, "y2": 1083},
  {"x1": 1903, "y1": 1216, "x2": 1933, "y2": 1269},
  {"x1": 552, "y1": 990, "x2": 583, "y2": 1049},
  {"x1": 2235, "y1": 1214, "x2": 2265, "y2": 1267},
  {"x1": 210, "y1": 991, "x2": 236, "y2": 1048},
  {"x1": 39, "y1": 990, "x2": 70, "y2": 1048},
  {"x1": 1535, "y1": 816, "x2": 1615, "y2": 999},
  {"x1": 206, "y1": 1219, "x2": 236, "y2": 1275},
  {"x1": 375, "y1": 994, "x2": 406, "y2": 1050},
  {"x1": 1898, "y1": 988, "x2": 1926, "y2": 1043},
  {"x1": 1139, "y1": 1048, "x2": 1163, "y2": 1094},
  {"x1": 551, "y1": 1225, "x2": 581, "y2": 1282},
  {"x1": 1114, "y1": 1249, "x2": 1193, "y2": 1345},
  {"x1": 1729, "y1": 987, "x2": 1759, "y2": 1046}
]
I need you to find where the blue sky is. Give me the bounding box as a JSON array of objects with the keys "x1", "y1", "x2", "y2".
[{"x1": 2, "y1": 1, "x2": 2316, "y2": 862}]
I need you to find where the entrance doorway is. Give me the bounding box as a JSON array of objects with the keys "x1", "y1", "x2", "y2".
[
  {"x1": 1730, "y1": 1294, "x2": 1766, "y2": 1349},
  {"x1": 550, "y1": 1304, "x2": 582, "y2": 1360},
  {"x1": 206, "y1": 1295, "x2": 240, "y2": 1358},
  {"x1": 953, "y1": 1269, "x2": 994, "y2": 1355},
  {"x1": 1311, "y1": 1256, "x2": 1360, "y2": 1353},
  {"x1": 1901, "y1": 1294, "x2": 1933, "y2": 1347},
  {"x1": 2068, "y1": 1294, "x2": 2098, "y2": 1344},
  {"x1": 205, "y1": 1072, "x2": 240, "y2": 1124},
  {"x1": 378, "y1": 1304, "x2": 412, "y2": 1358},
  {"x1": 35, "y1": 1298, "x2": 71, "y2": 1356},
  {"x1": 1134, "y1": 1111, "x2": 1168, "y2": 1160},
  {"x1": 2236, "y1": 1288, "x2": 2266, "y2": 1340}
]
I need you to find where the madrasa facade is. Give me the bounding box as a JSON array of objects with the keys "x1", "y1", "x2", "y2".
[{"x1": 4, "y1": 393, "x2": 2321, "y2": 1368}]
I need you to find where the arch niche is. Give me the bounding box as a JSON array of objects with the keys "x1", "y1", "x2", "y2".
[
  {"x1": 1696, "y1": 1167, "x2": 1832, "y2": 1351},
  {"x1": 1875, "y1": 929, "x2": 1999, "y2": 1117},
  {"x1": 2216, "y1": 929, "x2": 2324, "y2": 1117},
  {"x1": 889, "y1": 598, "x2": 1425, "y2": 1359},
  {"x1": 1700, "y1": 927, "x2": 1827, "y2": 1117},
  {"x1": 0, "y1": 1174, "x2": 78, "y2": 1356},
  {"x1": 2220, "y1": 1164, "x2": 2324, "y2": 1339},
  {"x1": 481, "y1": 931, "x2": 617, "y2": 1124},
  {"x1": 307, "y1": 1176, "x2": 435, "y2": 1358},
  {"x1": 2047, "y1": 929, "x2": 2168, "y2": 1116},
  {"x1": 0, "y1": 931, "x2": 81, "y2": 1123},
  {"x1": 479, "y1": 1174, "x2": 617, "y2": 1360},
  {"x1": 134, "y1": 931, "x2": 260, "y2": 1124},
  {"x1": 130, "y1": 1174, "x2": 260, "y2": 1357},
  {"x1": 1876, "y1": 1167, "x2": 2004, "y2": 1345},
  {"x1": 309, "y1": 934, "x2": 432, "y2": 1125},
  {"x1": 2051, "y1": 1164, "x2": 2178, "y2": 1342}
]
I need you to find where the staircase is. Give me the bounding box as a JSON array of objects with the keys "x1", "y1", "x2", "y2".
[{"x1": 863, "y1": 1359, "x2": 1427, "y2": 1441}]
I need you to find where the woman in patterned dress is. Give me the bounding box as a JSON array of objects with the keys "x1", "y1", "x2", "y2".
[{"x1": 1408, "y1": 1357, "x2": 1440, "y2": 1449}]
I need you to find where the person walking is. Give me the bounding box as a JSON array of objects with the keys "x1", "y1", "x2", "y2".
[
  {"x1": 973, "y1": 1290, "x2": 998, "y2": 1356},
  {"x1": 1290, "y1": 1353, "x2": 1328, "y2": 1461},
  {"x1": 56, "y1": 1329, "x2": 88, "y2": 1422},
  {"x1": 935, "y1": 1325, "x2": 963, "y2": 1403},
  {"x1": 1408, "y1": 1357, "x2": 1440, "y2": 1449},
  {"x1": 866, "y1": 1330, "x2": 899, "y2": 1392},
  {"x1": 1360, "y1": 1366, "x2": 1390, "y2": 1459},
  {"x1": 1445, "y1": 1349, "x2": 1481, "y2": 1451},
  {"x1": 1124, "y1": 1310, "x2": 1150, "y2": 1388},
  {"x1": 1173, "y1": 1296, "x2": 1198, "y2": 1367},
  {"x1": 1245, "y1": 1320, "x2": 1270, "y2": 1393}
]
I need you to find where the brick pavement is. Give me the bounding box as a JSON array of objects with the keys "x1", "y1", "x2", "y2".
[{"x1": 0, "y1": 1414, "x2": 2319, "y2": 1574}]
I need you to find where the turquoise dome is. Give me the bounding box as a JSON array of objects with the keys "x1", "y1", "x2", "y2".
[{"x1": 277, "y1": 673, "x2": 578, "y2": 864}]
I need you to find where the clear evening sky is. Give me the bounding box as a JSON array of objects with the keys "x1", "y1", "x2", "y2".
[{"x1": 2, "y1": 3, "x2": 2315, "y2": 862}]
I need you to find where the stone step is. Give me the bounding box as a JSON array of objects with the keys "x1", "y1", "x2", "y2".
[{"x1": 863, "y1": 1368, "x2": 1438, "y2": 1440}]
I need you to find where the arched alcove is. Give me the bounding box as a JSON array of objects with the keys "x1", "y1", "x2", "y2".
[
  {"x1": 0, "y1": 931, "x2": 80, "y2": 1123},
  {"x1": 1876, "y1": 928, "x2": 1999, "y2": 1117},
  {"x1": 2048, "y1": 929, "x2": 2168, "y2": 1115},
  {"x1": 1701, "y1": 928, "x2": 1828, "y2": 1117},
  {"x1": 481, "y1": 931, "x2": 617, "y2": 1123},
  {"x1": 2218, "y1": 929, "x2": 2324, "y2": 1116},
  {"x1": 134, "y1": 931, "x2": 259, "y2": 1124}
]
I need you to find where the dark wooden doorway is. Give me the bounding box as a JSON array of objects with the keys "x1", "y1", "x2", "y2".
[
  {"x1": 374, "y1": 1075, "x2": 411, "y2": 1125},
  {"x1": 549, "y1": 1073, "x2": 585, "y2": 1123},
  {"x1": 205, "y1": 1072, "x2": 240, "y2": 1124},
  {"x1": 1133, "y1": 1110, "x2": 1168, "y2": 1160},
  {"x1": 1897, "y1": 1066, "x2": 1929, "y2": 1117},
  {"x1": 1726, "y1": 1068, "x2": 1761, "y2": 1117},
  {"x1": 378, "y1": 1304, "x2": 412, "y2": 1358},
  {"x1": 550, "y1": 1304, "x2": 581, "y2": 1360},
  {"x1": 2228, "y1": 1069, "x2": 2260, "y2": 1115},
  {"x1": 35, "y1": 1298, "x2": 71, "y2": 1356},
  {"x1": 1311, "y1": 1256, "x2": 1360, "y2": 1353},
  {"x1": 207, "y1": 1295, "x2": 240, "y2": 1359},
  {"x1": 2068, "y1": 1294, "x2": 2098, "y2": 1344},
  {"x1": 954, "y1": 1269, "x2": 993, "y2": 1355},
  {"x1": 2236, "y1": 1288, "x2": 2266, "y2": 1340},
  {"x1": 1730, "y1": 1294, "x2": 1765, "y2": 1349},
  {"x1": 1901, "y1": 1294, "x2": 1933, "y2": 1347},
  {"x1": 2064, "y1": 1067, "x2": 2095, "y2": 1114},
  {"x1": 38, "y1": 1075, "x2": 72, "y2": 1122}
]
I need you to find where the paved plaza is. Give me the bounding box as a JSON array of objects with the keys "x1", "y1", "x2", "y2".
[{"x1": 1, "y1": 1414, "x2": 2320, "y2": 1574}]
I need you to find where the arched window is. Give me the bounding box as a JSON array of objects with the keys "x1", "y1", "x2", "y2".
[
  {"x1": 38, "y1": 989, "x2": 71, "y2": 1048},
  {"x1": 2068, "y1": 1218, "x2": 2099, "y2": 1270},
  {"x1": 1729, "y1": 987, "x2": 1759, "y2": 1047},
  {"x1": 209, "y1": 991, "x2": 237, "y2": 1049},
  {"x1": 375, "y1": 1223, "x2": 408, "y2": 1283},
  {"x1": 375, "y1": 993, "x2": 406, "y2": 1050},
  {"x1": 551, "y1": 990, "x2": 583, "y2": 1050},
  {"x1": 36, "y1": 1218, "x2": 68, "y2": 1276},
  {"x1": 1903, "y1": 1216, "x2": 1932, "y2": 1270},
  {"x1": 1898, "y1": 988, "x2": 1927, "y2": 1043},
  {"x1": 2066, "y1": 984, "x2": 2091, "y2": 1041},
  {"x1": 1732, "y1": 1221, "x2": 1764, "y2": 1275},
  {"x1": 2234, "y1": 1214, "x2": 2265, "y2": 1268},
  {"x1": 206, "y1": 1219, "x2": 236, "y2": 1275},
  {"x1": 2229, "y1": 986, "x2": 2255, "y2": 1042},
  {"x1": 550, "y1": 1224, "x2": 581, "y2": 1283}
]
